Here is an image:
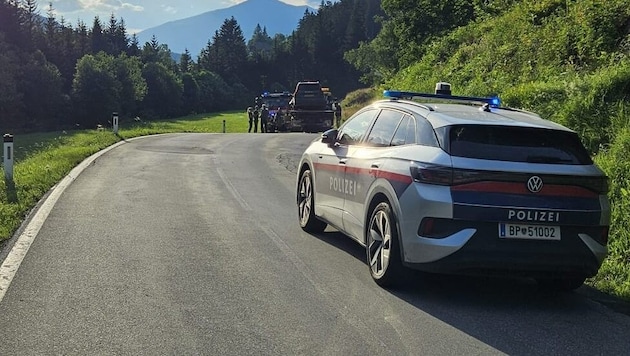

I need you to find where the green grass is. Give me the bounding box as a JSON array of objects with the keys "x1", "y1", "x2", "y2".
[{"x1": 0, "y1": 111, "x2": 249, "y2": 240}]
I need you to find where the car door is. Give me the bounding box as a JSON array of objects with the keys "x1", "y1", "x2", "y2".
[
  {"x1": 342, "y1": 109, "x2": 406, "y2": 242},
  {"x1": 314, "y1": 109, "x2": 378, "y2": 230}
]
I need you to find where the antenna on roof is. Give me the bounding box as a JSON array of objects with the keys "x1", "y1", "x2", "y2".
[{"x1": 435, "y1": 82, "x2": 452, "y2": 95}]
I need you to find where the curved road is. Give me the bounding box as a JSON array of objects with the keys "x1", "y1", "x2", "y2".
[{"x1": 1, "y1": 133, "x2": 629, "y2": 355}]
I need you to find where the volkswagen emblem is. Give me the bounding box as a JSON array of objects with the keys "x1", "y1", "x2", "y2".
[{"x1": 527, "y1": 176, "x2": 543, "y2": 193}]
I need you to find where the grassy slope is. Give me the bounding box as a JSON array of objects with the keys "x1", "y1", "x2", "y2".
[{"x1": 381, "y1": 0, "x2": 630, "y2": 299}]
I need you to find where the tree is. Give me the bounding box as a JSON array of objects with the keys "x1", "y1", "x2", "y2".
[
  {"x1": 19, "y1": 50, "x2": 65, "y2": 130},
  {"x1": 248, "y1": 24, "x2": 273, "y2": 58},
  {"x1": 179, "y1": 49, "x2": 193, "y2": 73},
  {"x1": 105, "y1": 14, "x2": 129, "y2": 55},
  {"x1": 0, "y1": 34, "x2": 23, "y2": 132},
  {"x1": 0, "y1": 0, "x2": 23, "y2": 47},
  {"x1": 194, "y1": 70, "x2": 231, "y2": 112},
  {"x1": 181, "y1": 72, "x2": 200, "y2": 114},
  {"x1": 200, "y1": 17, "x2": 248, "y2": 82},
  {"x1": 90, "y1": 16, "x2": 106, "y2": 53},
  {"x1": 72, "y1": 52, "x2": 146, "y2": 126},
  {"x1": 141, "y1": 62, "x2": 183, "y2": 119},
  {"x1": 344, "y1": 18, "x2": 399, "y2": 85},
  {"x1": 127, "y1": 33, "x2": 141, "y2": 57},
  {"x1": 380, "y1": 0, "x2": 475, "y2": 69},
  {"x1": 141, "y1": 35, "x2": 176, "y2": 68},
  {"x1": 114, "y1": 54, "x2": 147, "y2": 117},
  {"x1": 72, "y1": 53, "x2": 120, "y2": 127},
  {"x1": 21, "y1": 0, "x2": 41, "y2": 50}
]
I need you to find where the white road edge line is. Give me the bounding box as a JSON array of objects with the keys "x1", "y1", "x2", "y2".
[{"x1": 0, "y1": 139, "x2": 130, "y2": 304}]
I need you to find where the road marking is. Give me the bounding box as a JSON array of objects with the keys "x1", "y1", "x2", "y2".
[
  {"x1": 0, "y1": 140, "x2": 127, "y2": 304},
  {"x1": 212, "y1": 156, "x2": 251, "y2": 211}
]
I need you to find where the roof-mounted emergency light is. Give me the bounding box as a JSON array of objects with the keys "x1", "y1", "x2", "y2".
[{"x1": 383, "y1": 82, "x2": 501, "y2": 108}]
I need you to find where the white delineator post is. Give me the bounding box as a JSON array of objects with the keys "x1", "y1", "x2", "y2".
[
  {"x1": 112, "y1": 112, "x2": 119, "y2": 134},
  {"x1": 3, "y1": 134, "x2": 14, "y2": 182}
]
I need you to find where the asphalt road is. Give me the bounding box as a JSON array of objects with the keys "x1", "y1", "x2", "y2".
[{"x1": 1, "y1": 133, "x2": 629, "y2": 355}]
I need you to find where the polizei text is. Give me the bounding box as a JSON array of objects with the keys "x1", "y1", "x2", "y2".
[
  {"x1": 330, "y1": 177, "x2": 358, "y2": 196},
  {"x1": 508, "y1": 209, "x2": 560, "y2": 222}
]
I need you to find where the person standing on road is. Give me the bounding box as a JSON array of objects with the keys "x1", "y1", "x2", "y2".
[
  {"x1": 247, "y1": 106, "x2": 254, "y2": 133},
  {"x1": 253, "y1": 106, "x2": 260, "y2": 133},
  {"x1": 333, "y1": 99, "x2": 342, "y2": 127},
  {"x1": 260, "y1": 105, "x2": 269, "y2": 133}
]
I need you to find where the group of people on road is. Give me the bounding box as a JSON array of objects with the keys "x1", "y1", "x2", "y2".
[
  {"x1": 247, "y1": 96, "x2": 343, "y2": 132},
  {"x1": 246, "y1": 104, "x2": 270, "y2": 133}
]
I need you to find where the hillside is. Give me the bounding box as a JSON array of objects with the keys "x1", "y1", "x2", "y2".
[
  {"x1": 382, "y1": 0, "x2": 630, "y2": 299},
  {"x1": 136, "y1": 0, "x2": 313, "y2": 55}
]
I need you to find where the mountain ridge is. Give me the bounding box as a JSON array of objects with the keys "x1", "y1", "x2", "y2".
[{"x1": 136, "y1": 0, "x2": 314, "y2": 56}]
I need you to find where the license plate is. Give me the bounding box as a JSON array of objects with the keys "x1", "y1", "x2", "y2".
[{"x1": 498, "y1": 223, "x2": 560, "y2": 240}]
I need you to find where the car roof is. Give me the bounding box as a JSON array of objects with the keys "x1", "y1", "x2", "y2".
[{"x1": 371, "y1": 99, "x2": 573, "y2": 132}]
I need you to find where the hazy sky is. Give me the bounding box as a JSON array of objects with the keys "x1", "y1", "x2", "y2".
[{"x1": 46, "y1": 0, "x2": 324, "y2": 33}]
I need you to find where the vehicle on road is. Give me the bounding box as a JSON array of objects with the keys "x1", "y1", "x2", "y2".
[
  {"x1": 280, "y1": 81, "x2": 334, "y2": 132},
  {"x1": 296, "y1": 82, "x2": 610, "y2": 290},
  {"x1": 260, "y1": 91, "x2": 292, "y2": 132}
]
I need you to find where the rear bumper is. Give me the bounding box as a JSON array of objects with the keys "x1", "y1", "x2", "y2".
[{"x1": 401, "y1": 220, "x2": 607, "y2": 278}]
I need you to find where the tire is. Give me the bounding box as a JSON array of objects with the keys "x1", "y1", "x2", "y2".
[
  {"x1": 536, "y1": 276, "x2": 586, "y2": 292},
  {"x1": 297, "y1": 169, "x2": 327, "y2": 233},
  {"x1": 366, "y1": 201, "x2": 406, "y2": 287}
]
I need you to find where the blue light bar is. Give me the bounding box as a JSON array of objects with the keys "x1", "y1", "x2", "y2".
[{"x1": 383, "y1": 90, "x2": 501, "y2": 107}]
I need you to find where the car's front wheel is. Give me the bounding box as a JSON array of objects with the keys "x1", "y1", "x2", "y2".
[
  {"x1": 297, "y1": 169, "x2": 327, "y2": 233},
  {"x1": 367, "y1": 201, "x2": 405, "y2": 287}
]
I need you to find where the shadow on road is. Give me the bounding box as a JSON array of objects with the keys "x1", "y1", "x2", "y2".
[{"x1": 307, "y1": 228, "x2": 630, "y2": 355}]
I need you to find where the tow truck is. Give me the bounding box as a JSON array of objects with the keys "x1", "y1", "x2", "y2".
[{"x1": 264, "y1": 81, "x2": 335, "y2": 133}]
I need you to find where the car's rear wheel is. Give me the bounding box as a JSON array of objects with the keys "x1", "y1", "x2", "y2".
[
  {"x1": 536, "y1": 275, "x2": 586, "y2": 292},
  {"x1": 367, "y1": 201, "x2": 405, "y2": 287},
  {"x1": 297, "y1": 169, "x2": 327, "y2": 233}
]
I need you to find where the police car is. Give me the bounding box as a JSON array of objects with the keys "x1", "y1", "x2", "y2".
[{"x1": 296, "y1": 83, "x2": 610, "y2": 290}]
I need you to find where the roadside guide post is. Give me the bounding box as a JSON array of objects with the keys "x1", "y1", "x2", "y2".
[
  {"x1": 223, "y1": 120, "x2": 226, "y2": 133},
  {"x1": 3, "y1": 134, "x2": 14, "y2": 182},
  {"x1": 112, "y1": 112, "x2": 119, "y2": 134}
]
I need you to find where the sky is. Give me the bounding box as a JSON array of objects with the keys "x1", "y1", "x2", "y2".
[{"x1": 45, "y1": 0, "x2": 323, "y2": 33}]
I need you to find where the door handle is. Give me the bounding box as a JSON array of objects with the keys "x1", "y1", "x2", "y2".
[
  {"x1": 339, "y1": 159, "x2": 347, "y2": 165},
  {"x1": 369, "y1": 163, "x2": 380, "y2": 176}
]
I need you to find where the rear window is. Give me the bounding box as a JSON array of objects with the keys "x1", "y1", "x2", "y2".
[
  {"x1": 443, "y1": 125, "x2": 593, "y2": 164},
  {"x1": 295, "y1": 83, "x2": 322, "y2": 95}
]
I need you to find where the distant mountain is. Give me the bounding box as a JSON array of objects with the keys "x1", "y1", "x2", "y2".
[{"x1": 136, "y1": 0, "x2": 314, "y2": 56}]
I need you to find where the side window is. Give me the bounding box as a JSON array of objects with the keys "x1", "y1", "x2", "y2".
[
  {"x1": 366, "y1": 110, "x2": 404, "y2": 147},
  {"x1": 391, "y1": 115, "x2": 416, "y2": 146},
  {"x1": 417, "y1": 116, "x2": 438, "y2": 146},
  {"x1": 338, "y1": 109, "x2": 378, "y2": 145}
]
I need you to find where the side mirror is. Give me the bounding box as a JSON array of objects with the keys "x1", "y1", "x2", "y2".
[{"x1": 321, "y1": 129, "x2": 338, "y2": 146}]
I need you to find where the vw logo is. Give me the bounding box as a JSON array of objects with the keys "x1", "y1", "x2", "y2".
[{"x1": 527, "y1": 176, "x2": 543, "y2": 193}]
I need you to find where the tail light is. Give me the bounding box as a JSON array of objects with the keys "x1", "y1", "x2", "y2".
[
  {"x1": 409, "y1": 163, "x2": 500, "y2": 186},
  {"x1": 409, "y1": 161, "x2": 609, "y2": 194}
]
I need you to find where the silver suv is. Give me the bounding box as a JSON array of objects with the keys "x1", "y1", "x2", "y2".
[{"x1": 296, "y1": 83, "x2": 610, "y2": 290}]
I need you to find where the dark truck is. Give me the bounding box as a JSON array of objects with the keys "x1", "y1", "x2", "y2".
[{"x1": 275, "y1": 81, "x2": 334, "y2": 132}]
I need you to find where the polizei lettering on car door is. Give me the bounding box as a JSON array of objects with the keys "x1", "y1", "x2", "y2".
[
  {"x1": 508, "y1": 210, "x2": 560, "y2": 222},
  {"x1": 330, "y1": 177, "x2": 359, "y2": 196}
]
